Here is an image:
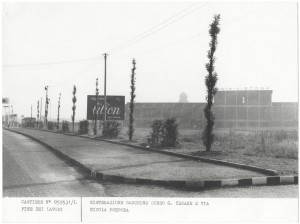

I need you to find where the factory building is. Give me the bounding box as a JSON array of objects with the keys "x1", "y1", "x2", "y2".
[
  {"x1": 213, "y1": 90, "x2": 298, "y2": 128},
  {"x1": 124, "y1": 89, "x2": 298, "y2": 129}
]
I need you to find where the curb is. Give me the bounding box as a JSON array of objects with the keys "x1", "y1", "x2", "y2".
[
  {"x1": 21, "y1": 127, "x2": 278, "y2": 176},
  {"x1": 89, "y1": 170, "x2": 299, "y2": 190},
  {"x1": 5, "y1": 128, "x2": 297, "y2": 190}
]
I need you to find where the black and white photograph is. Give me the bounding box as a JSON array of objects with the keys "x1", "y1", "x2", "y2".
[{"x1": 2, "y1": 1, "x2": 299, "y2": 222}]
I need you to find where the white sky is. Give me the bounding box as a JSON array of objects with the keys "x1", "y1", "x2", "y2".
[{"x1": 2, "y1": 1, "x2": 298, "y2": 120}]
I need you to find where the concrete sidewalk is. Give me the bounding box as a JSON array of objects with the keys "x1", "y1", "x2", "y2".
[{"x1": 5, "y1": 128, "x2": 298, "y2": 189}]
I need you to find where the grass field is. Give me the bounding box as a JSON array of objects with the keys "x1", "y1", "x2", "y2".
[{"x1": 117, "y1": 127, "x2": 298, "y2": 175}]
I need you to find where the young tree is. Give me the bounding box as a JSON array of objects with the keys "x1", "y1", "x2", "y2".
[
  {"x1": 44, "y1": 86, "x2": 49, "y2": 129},
  {"x1": 128, "y1": 58, "x2": 136, "y2": 141},
  {"x1": 37, "y1": 100, "x2": 39, "y2": 128},
  {"x1": 94, "y1": 78, "x2": 99, "y2": 135},
  {"x1": 202, "y1": 14, "x2": 221, "y2": 152},
  {"x1": 71, "y1": 85, "x2": 77, "y2": 132},
  {"x1": 57, "y1": 93, "x2": 61, "y2": 130}
]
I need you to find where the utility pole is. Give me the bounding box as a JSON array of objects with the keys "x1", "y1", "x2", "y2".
[
  {"x1": 31, "y1": 104, "x2": 32, "y2": 128},
  {"x1": 57, "y1": 93, "x2": 61, "y2": 130},
  {"x1": 3, "y1": 107, "x2": 7, "y2": 127},
  {"x1": 49, "y1": 99, "x2": 51, "y2": 121},
  {"x1": 8, "y1": 104, "x2": 10, "y2": 128},
  {"x1": 103, "y1": 53, "x2": 108, "y2": 122},
  {"x1": 94, "y1": 78, "x2": 99, "y2": 135},
  {"x1": 44, "y1": 86, "x2": 49, "y2": 129},
  {"x1": 37, "y1": 100, "x2": 39, "y2": 128},
  {"x1": 40, "y1": 97, "x2": 43, "y2": 124},
  {"x1": 11, "y1": 106, "x2": 13, "y2": 127}
]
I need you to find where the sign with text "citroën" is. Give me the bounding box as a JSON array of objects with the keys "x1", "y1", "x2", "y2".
[{"x1": 86, "y1": 95, "x2": 125, "y2": 120}]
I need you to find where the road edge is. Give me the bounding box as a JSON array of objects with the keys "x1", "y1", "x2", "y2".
[{"x1": 5, "y1": 128, "x2": 298, "y2": 190}]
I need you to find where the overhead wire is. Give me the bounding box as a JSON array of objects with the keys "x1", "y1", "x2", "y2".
[
  {"x1": 3, "y1": 55, "x2": 102, "y2": 68},
  {"x1": 108, "y1": 2, "x2": 209, "y2": 55},
  {"x1": 50, "y1": 58, "x2": 101, "y2": 88},
  {"x1": 3, "y1": 2, "x2": 271, "y2": 79},
  {"x1": 47, "y1": 2, "x2": 270, "y2": 88},
  {"x1": 108, "y1": 2, "x2": 201, "y2": 54},
  {"x1": 3, "y1": 3, "x2": 204, "y2": 69},
  {"x1": 124, "y1": 3, "x2": 273, "y2": 57}
]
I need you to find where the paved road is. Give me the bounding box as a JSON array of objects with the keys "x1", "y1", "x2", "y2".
[{"x1": 3, "y1": 130, "x2": 298, "y2": 197}]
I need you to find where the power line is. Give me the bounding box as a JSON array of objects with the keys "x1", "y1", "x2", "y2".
[
  {"x1": 3, "y1": 55, "x2": 101, "y2": 68},
  {"x1": 50, "y1": 58, "x2": 101, "y2": 88},
  {"x1": 4, "y1": 3, "x2": 202, "y2": 68},
  {"x1": 123, "y1": 3, "x2": 273, "y2": 57},
  {"x1": 108, "y1": 2, "x2": 199, "y2": 54},
  {"x1": 109, "y1": 2, "x2": 209, "y2": 55},
  {"x1": 4, "y1": 3, "x2": 208, "y2": 69},
  {"x1": 3, "y1": 3, "x2": 270, "y2": 70}
]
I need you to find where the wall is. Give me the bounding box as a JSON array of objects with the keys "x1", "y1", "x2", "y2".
[{"x1": 124, "y1": 90, "x2": 298, "y2": 129}]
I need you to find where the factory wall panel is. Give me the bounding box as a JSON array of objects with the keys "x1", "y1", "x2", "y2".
[
  {"x1": 283, "y1": 121, "x2": 297, "y2": 127},
  {"x1": 236, "y1": 91, "x2": 248, "y2": 105},
  {"x1": 225, "y1": 121, "x2": 236, "y2": 128},
  {"x1": 248, "y1": 107, "x2": 259, "y2": 120},
  {"x1": 247, "y1": 91, "x2": 260, "y2": 105},
  {"x1": 183, "y1": 108, "x2": 193, "y2": 118},
  {"x1": 260, "y1": 91, "x2": 272, "y2": 105},
  {"x1": 226, "y1": 107, "x2": 236, "y2": 120},
  {"x1": 260, "y1": 107, "x2": 272, "y2": 120},
  {"x1": 272, "y1": 107, "x2": 283, "y2": 120},
  {"x1": 172, "y1": 108, "x2": 184, "y2": 119},
  {"x1": 214, "y1": 107, "x2": 225, "y2": 119},
  {"x1": 152, "y1": 107, "x2": 162, "y2": 119},
  {"x1": 215, "y1": 120, "x2": 225, "y2": 128},
  {"x1": 282, "y1": 107, "x2": 296, "y2": 120},
  {"x1": 214, "y1": 91, "x2": 226, "y2": 105},
  {"x1": 236, "y1": 107, "x2": 247, "y2": 120},
  {"x1": 248, "y1": 121, "x2": 259, "y2": 127},
  {"x1": 225, "y1": 91, "x2": 237, "y2": 105},
  {"x1": 161, "y1": 107, "x2": 172, "y2": 118},
  {"x1": 236, "y1": 121, "x2": 247, "y2": 128},
  {"x1": 192, "y1": 108, "x2": 204, "y2": 120},
  {"x1": 142, "y1": 109, "x2": 152, "y2": 118}
]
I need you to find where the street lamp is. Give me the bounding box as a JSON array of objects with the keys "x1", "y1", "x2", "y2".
[
  {"x1": 44, "y1": 86, "x2": 49, "y2": 129},
  {"x1": 103, "y1": 53, "x2": 108, "y2": 122}
]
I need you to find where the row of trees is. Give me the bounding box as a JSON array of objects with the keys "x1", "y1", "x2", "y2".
[
  {"x1": 32, "y1": 15, "x2": 221, "y2": 151},
  {"x1": 128, "y1": 14, "x2": 221, "y2": 151},
  {"x1": 33, "y1": 58, "x2": 137, "y2": 141}
]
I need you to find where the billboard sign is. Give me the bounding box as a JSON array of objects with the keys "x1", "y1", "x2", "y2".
[
  {"x1": 2, "y1": 98, "x2": 9, "y2": 104},
  {"x1": 87, "y1": 95, "x2": 125, "y2": 120}
]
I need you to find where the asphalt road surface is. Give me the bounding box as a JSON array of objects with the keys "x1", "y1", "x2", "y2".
[{"x1": 3, "y1": 130, "x2": 298, "y2": 198}]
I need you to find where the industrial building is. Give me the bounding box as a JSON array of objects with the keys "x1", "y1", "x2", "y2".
[{"x1": 124, "y1": 89, "x2": 298, "y2": 129}]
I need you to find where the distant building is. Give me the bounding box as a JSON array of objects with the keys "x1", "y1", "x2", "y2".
[
  {"x1": 21, "y1": 117, "x2": 36, "y2": 127},
  {"x1": 124, "y1": 89, "x2": 298, "y2": 129},
  {"x1": 178, "y1": 92, "x2": 188, "y2": 103},
  {"x1": 2, "y1": 114, "x2": 19, "y2": 127}
]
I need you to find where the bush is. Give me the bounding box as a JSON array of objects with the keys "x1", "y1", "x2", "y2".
[
  {"x1": 162, "y1": 117, "x2": 178, "y2": 147},
  {"x1": 62, "y1": 120, "x2": 70, "y2": 132},
  {"x1": 47, "y1": 121, "x2": 55, "y2": 130},
  {"x1": 147, "y1": 120, "x2": 164, "y2": 148},
  {"x1": 147, "y1": 117, "x2": 179, "y2": 148},
  {"x1": 78, "y1": 120, "x2": 89, "y2": 134},
  {"x1": 37, "y1": 121, "x2": 43, "y2": 129},
  {"x1": 102, "y1": 121, "x2": 122, "y2": 138}
]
